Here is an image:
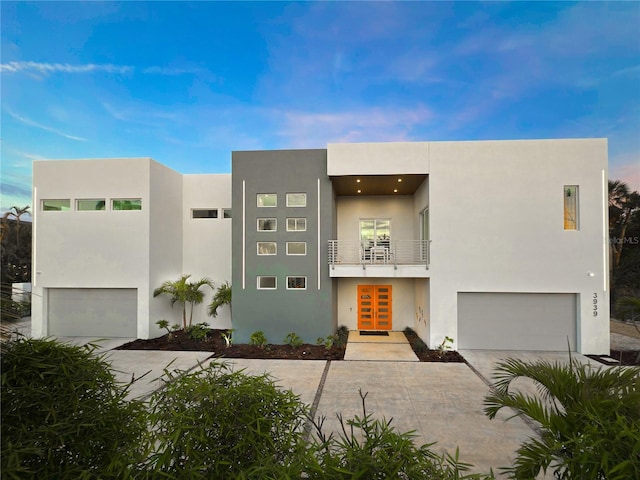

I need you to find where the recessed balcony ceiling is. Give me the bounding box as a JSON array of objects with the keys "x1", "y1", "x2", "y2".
[{"x1": 330, "y1": 174, "x2": 427, "y2": 196}]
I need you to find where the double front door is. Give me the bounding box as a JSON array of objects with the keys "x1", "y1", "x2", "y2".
[{"x1": 357, "y1": 285, "x2": 392, "y2": 330}]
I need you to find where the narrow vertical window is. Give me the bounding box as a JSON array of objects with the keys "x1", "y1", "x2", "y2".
[{"x1": 564, "y1": 186, "x2": 579, "y2": 230}]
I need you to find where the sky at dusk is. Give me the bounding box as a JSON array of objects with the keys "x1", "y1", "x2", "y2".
[{"x1": 2, "y1": 1, "x2": 639, "y2": 216}]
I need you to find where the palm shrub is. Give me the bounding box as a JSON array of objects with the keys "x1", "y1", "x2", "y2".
[
  {"x1": 1, "y1": 337, "x2": 147, "y2": 479},
  {"x1": 207, "y1": 280, "x2": 231, "y2": 318},
  {"x1": 484, "y1": 356, "x2": 640, "y2": 479},
  {"x1": 144, "y1": 362, "x2": 309, "y2": 479},
  {"x1": 153, "y1": 274, "x2": 214, "y2": 329}
]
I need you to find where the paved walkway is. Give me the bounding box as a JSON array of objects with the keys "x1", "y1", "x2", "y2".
[{"x1": 344, "y1": 330, "x2": 419, "y2": 361}]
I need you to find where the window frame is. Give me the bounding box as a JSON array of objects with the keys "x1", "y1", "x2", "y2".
[
  {"x1": 257, "y1": 241, "x2": 277, "y2": 255},
  {"x1": 563, "y1": 185, "x2": 579, "y2": 230},
  {"x1": 77, "y1": 199, "x2": 106, "y2": 211},
  {"x1": 257, "y1": 218, "x2": 277, "y2": 232},
  {"x1": 112, "y1": 198, "x2": 142, "y2": 211},
  {"x1": 42, "y1": 199, "x2": 71, "y2": 211},
  {"x1": 286, "y1": 241, "x2": 307, "y2": 256},
  {"x1": 192, "y1": 208, "x2": 218, "y2": 219},
  {"x1": 257, "y1": 276, "x2": 277, "y2": 290},
  {"x1": 286, "y1": 217, "x2": 307, "y2": 232},
  {"x1": 223, "y1": 208, "x2": 232, "y2": 219},
  {"x1": 286, "y1": 276, "x2": 307, "y2": 290},
  {"x1": 286, "y1": 193, "x2": 307, "y2": 207},
  {"x1": 257, "y1": 193, "x2": 277, "y2": 208}
]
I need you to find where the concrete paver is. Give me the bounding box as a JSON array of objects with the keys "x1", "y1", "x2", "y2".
[{"x1": 344, "y1": 330, "x2": 419, "y2": 361}]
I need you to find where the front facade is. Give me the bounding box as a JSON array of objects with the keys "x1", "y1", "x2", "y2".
[{"x1": 32, "y1": 139, "x2": 610, "y2": 354}]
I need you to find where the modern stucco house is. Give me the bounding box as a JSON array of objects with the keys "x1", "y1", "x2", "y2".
[{"x1": 31, "y1": 138, "x2": 611, "y2": 354}]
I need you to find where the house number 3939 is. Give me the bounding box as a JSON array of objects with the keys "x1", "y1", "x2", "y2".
[{"x1": 592, "y1": 293, "x2": 598, "y2": 317}]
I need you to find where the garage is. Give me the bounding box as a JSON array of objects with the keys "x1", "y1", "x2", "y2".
[
  {"x1": 457, "y1": 292, "x2": 577, "y2": 351},
  {"x1": 48, "y1": 288, "x2": 137, "y2": 337}
]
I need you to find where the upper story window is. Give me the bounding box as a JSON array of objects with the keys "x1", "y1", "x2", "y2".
[
  {"x1": 257, "y1": 276, "x2": 277, "y2": 290},
  {"x1": 286, "y1": 242, "x2": 306, "y2": 255},
  {"x1": 286, "y1": 193, "x2": 306, "y2": 207},
  {"x1": 42, "y1": 199, "x2": 70, "y2": 211},
  {"x1": 192, "y1": 209, "x2": 218, "y2": 218},
  {"x1": 77, "y1": 199, "x2": 106, "y2": 211},
  {"x1": 286, "y1": 276, "x2": 307, "y2": 290},
  {"x1": 112, "y1": 198, "x2": 142, "y2": 211},
  {"x1": 257, "y1": 218, "x2": 277, "y2": 231},
  {"x1": 286, "y1": 218, "x2": 306, "y2": 231},
  {"x1": 257, "y1": 242, "x2": 277, "y2": 255},
  {"x1": 257, "y1": 193, "x2": 277, "y2": 207},
  {"x1": 223, "y1": 208, "x2": 232, "y2": 219},
  {"x1": 564, "y1": 186, "x2": 579, "y2": 230}
]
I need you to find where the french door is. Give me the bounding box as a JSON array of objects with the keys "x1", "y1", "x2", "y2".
[{"x1": 357, "y1": 285, "x2": 392, "y2": 330}]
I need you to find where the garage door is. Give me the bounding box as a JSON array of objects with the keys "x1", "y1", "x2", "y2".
[
  {"x1": 48, "y1": 288, "x2": 137, "y2": 337},
  {"x1": 457, "y1": 292, "x2": 576, "y2": 351}
]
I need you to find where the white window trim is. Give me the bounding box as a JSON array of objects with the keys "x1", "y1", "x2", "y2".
[
  {"x1": 257, "y1": 193, "x2": 277, "y2": 207},
  {"x1": 286, "y1": 217, "x2": 307, "y2": 232},
  {"x1": 286, "y1": 241, "x2": 307, "y2": 255},
  {"x1": 286, "y1": 192, "x2": 307, "y2": 207},
  {"x1": 257, "y1": 276, "x2": 277, "y2": 290},
  {"x1": 257, "y1": 242, "x2": 277, "y2": 255},
  {"x1": 286, "y1": 276, "x2": 307, "y2": 290},
  {"x1": 257, "y1": 218, "x2": 277, "y2": 231}
]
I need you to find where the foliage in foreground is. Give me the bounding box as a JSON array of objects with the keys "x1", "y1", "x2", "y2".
[
  {"x1": 143, "y1": 362, "x2": 309, "y2": 479},
  {"x1": 1, "y1": 337, "x2": 147, "y2": 479},
  {"x1": 484, "y1": 356, "x2": 640, "y2": 479}
]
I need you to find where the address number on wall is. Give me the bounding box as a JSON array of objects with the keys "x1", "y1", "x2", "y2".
[{"x1": 592, "y1": 293, "x2": 598, "y2": 317}]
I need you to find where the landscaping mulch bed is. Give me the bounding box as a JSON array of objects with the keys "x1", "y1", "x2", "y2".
[
  {"x1": 586, "y1": 350, "x2": 640, "y2": 367},
  {"x1": 116, "y1": 327, "x2": 467, "y2": 362}
]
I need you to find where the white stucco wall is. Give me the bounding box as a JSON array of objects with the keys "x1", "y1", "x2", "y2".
[
  {"x1": 182, "y1": 174, "x2": 233, "y2": 329},
  {"x1": 328, "y1": 142, "x2": 430, "y2": 176},
  {"x1": 31, "y1": 158, "x2": 166, "y2": 337},
  {"x1": 147, "y1": 161, "x2": 184, "y2": 338},
  {"x1": 428, "y1": 139, "x2": 609, "y2": 354},
  {"x1": 336, "y1": 196, "x2": 415, "y2": 242}
]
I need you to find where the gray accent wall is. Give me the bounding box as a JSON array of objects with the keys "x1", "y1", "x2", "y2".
[{"x1": 232, "y1": 149, "x2": 336, "y2": 344}]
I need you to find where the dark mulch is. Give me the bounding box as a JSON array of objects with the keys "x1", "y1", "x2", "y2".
[
  {"x1": 586, "y1": 350, "x2": 640, "y2": 366},
  {"x1": 116, "y1": 329, "x2": 346, "y2": 360},
  {"x1": 117, "y1": 327, "x2": 466, "y2": 363}
]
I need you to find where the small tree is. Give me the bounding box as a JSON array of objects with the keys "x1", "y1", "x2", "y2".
[
  {"x1": 207, "y1": 281, "x2": 231, "y2": 318},
  {"x1": 153, "y1": 274, "x2": 214, "y2": 329}
]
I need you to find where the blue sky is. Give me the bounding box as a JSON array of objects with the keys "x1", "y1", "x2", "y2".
[{"x1": 2, "y1": 1, "x2": 639, "y2": 216}]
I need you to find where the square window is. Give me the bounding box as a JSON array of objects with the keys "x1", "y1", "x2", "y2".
[
  {"x1": 564, "y1": 186, "x2": 579, "y2": 230},
  {"x1": 257, "y1": 242, "x2": 277, "y2": 255},
  {"x1": 112, "y1": 198, "x2": 142, "y2": 211},
  {"x1": 257, "y1": 276, "x2": 277, "y2": 289},
  {"x1": 286, "y1": 242, "x2": 306, "y2": 255},
  {"x1": 192, "y1": 209, "x2": 218, "y2": 218},
  {"x1": 257, "y1": 218, "x2": 277, "y2": 231},
  {"x1": 286, "y1": 218, "x2": 306, "y2": 231},
  {"x1": 257, "y1": 193, "x2": 277, "y2": 207},
  {"x1": 42, "y1": 199, "x2": 71, "y2": 211},
  {"x1": 77, "y1": 199, "x2": 105, "y2": 211},
  {"x1": 286, "y1": 276, "x2": 306, "y2": 290},
  {"x1": 286, "y1": 193, "x2": 306, "y2": 207},
  {"x1": 223, "y1": 208, "x2": 232, "y2": 218}
]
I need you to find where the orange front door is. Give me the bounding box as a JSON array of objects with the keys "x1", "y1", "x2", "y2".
[{"x1": 357, "y1": 285, "x2": 392, "y2": 330}]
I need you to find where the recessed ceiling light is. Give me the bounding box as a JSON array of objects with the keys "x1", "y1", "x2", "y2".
[
  {"x1": 357, "y1": 189, "x2": 362, "y2": 193},
  {"x1": 397, "y1": 178, "x2": 402, "y2": 182},
  {"x1": 393, "y1": 189, "x2": 398, "y2": 193},
  {"x1": 356, "y1": 179, "x2": 361, "y2": 183}
]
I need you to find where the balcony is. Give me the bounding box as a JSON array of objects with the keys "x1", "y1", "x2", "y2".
[{"x1": 328, "y1": 240, "x2": 430, "y2": 278}]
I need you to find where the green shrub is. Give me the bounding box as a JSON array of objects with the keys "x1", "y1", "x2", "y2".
[
  {"x1": 484, "y1": 356, "x2": 640, "y2": 479},
  {"x1": 186, "y1": 322, "x2": 210, "y2": 340},
  {"x1": 144, "y1": 362, "x2": 308, "y2": 478},
  {"x1": 284, "y1": 331, "x2": 303, "y2": 347},
  {"x1": 1, "y1": 337, "x2": 147, "y2": 479},
  {"x1": 304, "y1": 390, "x2": 493, "y2": 479},
  {"x1": 334, "y1": 325, "x2": 349, "y2": 347},
  {"x1": 249, "y1": 330, "x2": 268, "y2": 348}
]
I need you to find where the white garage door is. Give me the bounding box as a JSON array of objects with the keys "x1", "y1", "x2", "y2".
[
  {"x1": 48, "y1": 288, "x2": 137, "y2": 337},
  {"x1": 457, "y1": 292, "x2": 577, "y2": 351}
]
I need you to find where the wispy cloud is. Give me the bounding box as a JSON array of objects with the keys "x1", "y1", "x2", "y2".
[
  {"x1": 1, "y1": 61, "x2": 208, "y2": 78},
  {"x1": 4, "y1": 107, "x2": 87, "y2": 141},
  {"x1": 0, "y1": 61, "x2": 133, "y2": 75}
]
